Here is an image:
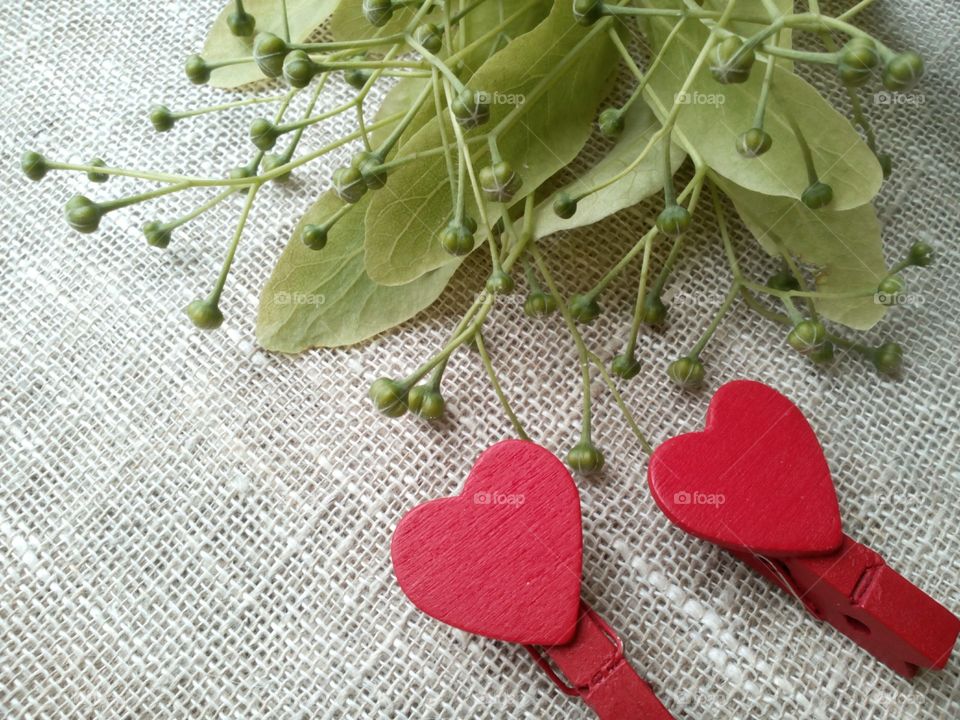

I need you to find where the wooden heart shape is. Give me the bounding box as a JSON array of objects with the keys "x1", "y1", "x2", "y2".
[
  {"x1": 648, "y1": 380, "x2": 843, "y2": 557},
  {"x1": 391, "y1": 440, "x2": 583, "y2": 646}
]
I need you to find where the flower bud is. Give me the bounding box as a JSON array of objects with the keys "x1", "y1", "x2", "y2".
[
  {"x1": 229, "y1": 165, "x2": 255, "y2": 179},
  {"x1": 801, "y1": 181, "x2": 833, "y2": 210},
  {"x1": 282, "y1": 50, "x2": 318, "y2": 88},
  {"x1": 262, "y1": 153, "x2": 292, "y2": 182},
  {"x1": 184, "y1": 54, "x2": 211, "y2": 85},
  {"x1": 363, "y1": 0, "x2": 394, "y2": 27},
  {"x1": 249, "y1": 118, "x2": 279, "y2": 151},
  {"x1": 611, "y1": 353, "x2": 641, "y2": 379},
  {"x1": 352, "y1": 150, "x2": 387, "y2": 189},
  {"x1": 414, "y1": 23, "x2": 443, "y2": 54},
  {"x1": 344, "y1": 65, "x2": 371, "y2": 90},
  {"x1": 641, "y1": 295, "x2": 667, "y2": 326},
  {"x1": 809, "y1": 340, "x2": 835, "y2": 365},
  {"x1": 598, "y1": 108, "x2": 624, "y2": 137},
  {"x1": 766, "y1": 270, "x2": 800, "y2": 292},
  {"x1": 871, "y1": 342, "x2": 903, "y2": 377},
  {"x1": 485, "y1": 271, "x2": 515, "y2": 295},
  {"x1": 524, "y1": 291, "x2": 557, "y2": 317},
  {"x1": 908, "y1": 241, "x2": 934, "y2": 267},
  {"x1": 87, "y1": 157, "x2": 109, "y2": 183},
  {"x1": 64, "y1": 195, "x2": 103, "y2": 234},
  {"x1": 572, "y1": 0, "x2": 603, "y2": 26},
  {"x1": 253, "y1": 32, "x2": 289, "y2": 78},
  {"x1": 439, "y1": 223, "x2": 474, "y2": 256},
  {"x1": 302, "y1": 224, "x2": 328, "y2": 250},
  {"x1": 876, "y1": 276, "x2": 904, "y2": 306},
  {"x1": 479, "y1": 161, "x2": 521, "y2": 203},
  {"x1": 451, "y1": 89, "x2": 490, "y2": 129},
  {"x1": 568, "y1": 293, "x2": 601, "y2": 324},
  {"x1": 369, "y1": 377, "x2": 408, "y2": 417},
  {"x1": 787, "y1": 320, "x2": 826, "y2": 355},
  {"x1": 736, "y1": 127, "x2": 772, "y2": 158},
  {"x1": 143, "y1": 220, "x2": 173, "y2": 248},
  {"x1": 553, "y1": 192, "x2": 577, "y2": 219},
  {"x1": 227, "y1": 9, "x2": 256, "y2": 37},
  {"x1": 21, "y1": 151, "x2": 48, "y2": 181},
  {"x1": 668, "y1": 357, "x2": 705, "y2": 389},
  {"x1": 407, "y1": 384, "x2": 445, "y2": 420},
  {"x1": 882, "y1": 51, "x2": 924, "y2": 92},
  {"x1": 656, "y1": 205, "x2": 692, "y2": 237},
  {"x1": 837, "y1": 37, "x2": 879, "y2": 87},
  {"x1": 710, "y1": 36, "x2": 755, "y2": 84},
  {"x1": 566, "y1": 441, "x2": 604, "y2": 472},
  {"x1": 149, "y1": 105, "x2": 176, "y2": 132},
  {"x1": 333, "y1": 166, "x2": 367, "y2": 204},
  {"x1": 185, "y1": 298, "x2": 224, "y2": 330}
]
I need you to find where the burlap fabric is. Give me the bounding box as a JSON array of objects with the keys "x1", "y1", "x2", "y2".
[{"x1": 2, "y1": 1, "x2": 958, "y2": 718}]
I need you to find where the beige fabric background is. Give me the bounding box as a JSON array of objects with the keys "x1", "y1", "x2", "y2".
[{"x1": 2, "y1": 1, "x2": 958, "y2": 718}]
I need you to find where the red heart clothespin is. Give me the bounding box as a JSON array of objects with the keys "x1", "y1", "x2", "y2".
[
  {"x1": 392, "y1": 439, "x2": 676, "y2": 719},
  {"x1": 648, "y1": 379, "x2": 960, "y2": 677}
]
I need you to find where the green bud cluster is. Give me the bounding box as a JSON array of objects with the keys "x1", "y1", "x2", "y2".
[
  {"x1": 524, "y1": 291, "x2": 558, "y2": 317},
  {"x1": 568, "y1": 293, "x2": 601, "y2": 324},
  {"x1": 787, "y1": 320, "x2": 827, "y2": 355},
  {"x1": 185, "y1": 298, "x2": 224, "y2": 329},
  {"x1": 227, "y1": 8, "x2": 256, "y2": 37},
  {"x1": 837, "y1": 37, "x2": 879, "y2": 87},
  {"x1": 283, "y1": 50, "x2": 320, "y2": 89},
  {"x1": 485, "y1": 271, "x2": 515, "y2": 295},
  {"x1": 882, "y1": 52, "x2": 924, "y2": 92},
  {"x1": 87, "y1": 158, "x2": 109, "y2": 183},
  {"x1": 656, "y1": 205, "x2": 692, "y2": 237},
  {"x1": 369, "y1": 377, "x2": 408, "y2": 417},
  {"x1": 876, "y1": 276, "x2": 905, "y2": 306},
  {"x1": 302, "y1": 224, "x2": 329, "y2": 250},
  {"x1": 21, "y1": 151, "x2": 49, "y2": 181},
  {"x1": 907, "y1": 241, "x2": 934, "y2": 267},
  {"x1": 407, "y1": 384, "x2": 445, "y2": 420},
  {"x1": 566, "y1": 441, "x2": 604, "y2": 472},
  {"x1": 439, "y1": 221, "x2": 475, "y2": 256},
  {"x1": 332, "y1": 166, "x2": 367, "y2": 204},
  {"x1": 479, "y1": 161, "x2": 521, "y2": 203},
  {"x1": 736, "y1": 128, "x2": 772, "y2": 158},
  {"x1": 668, "y1": 357, "x2": 706, "y2": 389},
  {"x1": 598, "y1": 108, "x2": 624, "y2": 138},
  {"x1": 249, "y1": 118, "x2": 280, "y2": 151},
  {"x1": 553, "y1": 192, "x2": 578, "y2": 219},
  {"x1": 641, "y1": 295, "x2": 667, "y2": 326},
  {"x1": 871, "y1": 342, "x2": 903, "y2": 376},
  {"x1": 253, "y1": 33, "x2": 289, "y2": 78},
  {"x1": 451, "y1": 89, "x2": 490, "y2": 129},
  {"x1": 710, "y1": 37, "x2": 756, "y2": 85},
  {"x1": 766, "y1": 270, "x2": 800, "y2": 292},
  {"x1": 184, "y1": 54, "x2": 211, "y2": 85},
  {"x1": 611, "y1": 353, "x2": 641, "y2": 379},
  {"x1": 143, "y1": 220, "x2": 173, "y2": 248},
  {"x1": 363, "y1": 0, "x2": 394, "y2": 27},
  {"x1": 801, "y1": 181, "x2": 833, "y2": 210},
  {"x1": 64, "y1": 195, "x2": 104, "y2": 234},
  {"x1": 262, "y1": 153, "x2": 292, "y2": 182},
  {"x1": 352, "y1": 150, "x2": 387, "y2": 189},
  {"x1": 414, "y1": 23, "x2": 443, "y2": 55}
]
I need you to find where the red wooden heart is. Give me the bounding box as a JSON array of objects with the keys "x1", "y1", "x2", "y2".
[
  {"x1": 648, "y1": 380, "x2": 843, "y2": 557},
  {"x1": 391, "y1": 440, "x2": 583, "y2": 646}
]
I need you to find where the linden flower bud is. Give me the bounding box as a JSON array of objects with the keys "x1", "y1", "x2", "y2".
[
  {"x1": 184, "y1": 54, "x2": 211, "y2": 85},
  {"x1": 229, "y1": 165, "x2": 255, "y2": 179},
  {"x1": 345, "y1": 66, "x2": 371, "y2": 90},
  {"x1": 253, "y1": 32, "x2": 289, "y2": 78},
  {"x1": 368, "y1": 377, "x2": 408, "y2": 417},
  {"x1": 485, "y1": 271, "x2": 515, "y2": 295},
  {"x1": 414, "y1": 23, "x2": 443, "y2": 54},
  {"x1": 787, "y1": 320, "x2": 827, "y2": 355},
  {"x1": 64, "y1": 195, "x2": 103, "y2": 234},
  {"x1": 882, "y1": 51, "x2": 924, "y2": 92},
  {"x1": 809, "y1": 340, "x2": 835, "y2": 365},
  {"x1": 668, "y1": 357, "x2": 705, "y2": 390},
  {"x1": 479, "y1": 161, "x2": 521, "y2": 203},
  {"x1": 227, "y1": 9, "x2": 256, "y2": 37},
  {"x1": 656, "y1": 205, "x2": 692, "y2": 237},
  {"x1": 185, "y1": 298, "x2": 224, "y2": 330},
  {"x1": 21, "y1": 150, "x2": 49, "y2": 181},
  {"x1": 87, "y1": 157, "x2": 109, "y2": 183},
  {"x1": 363, "y1": 0, "x2": 394, "y2": 27},
  {"x1": 524, "y1": 291, "x2": 558, "y2": 317},
  {"x1": 142, "y1": 220, "x2": 173, "y2": 248},
  {"x1": 872, "y1": 342, "x2": 903, "y2": 377},
  {"x1": 572, "y1": 0, "x2": 603, "y2": 26},
  {"x1": 149, "y1": 105, "x2": 176, "y2": 132},
  {"x1": 908, "y1": 241, "x2": 934, "y2": 267},
  {"x1": 282, "y1": 50, "x2": 318, "y2": 88},
  {"x1": 407, "y1": 384, "x2": 445, "y2": 420},
  {"x1": 302, "y1": 224, "x2": 328, "y2": 250},
  {"x1": 801, "y1": 181, "x2": 833, "y2": 210},
  {"x1": 876, "y1": 276, "x2": 905, "y2": 306},
  {"x1": 568, "y1": 293, "x2": 601, "y2": 324},
  {"x1": 766, "y1": 270, "x2": 800, "y2": 292},
  {"x1": 736, "y1": 127, "x2": 772, "y2": 158},
  {"x1": 249, "y1": 118, "x2": 279, "y2": 151},
  {"x1": 710, "y1": 36, "x2": 755, "y2": 84},
  {"x1": 611, "y1": 353, "x2": 641, "y2": 379},
  {"x1": 837, "y1": 37, "x2": 879, "y2": 87},
  {"x1": 553, "y1": 192, "x2": 578, "y2": 219},
  {"x1": 598, "y1": 108, "x2": 624, "y2": 138},
  {"x1": 566, "y1": 441, "x2": 604, "y2": 473},
  {"x1": 641, "y1": 295, "x2": 667, "y2": 326},
  {"x1": 451, "y1": 89, "x2": 490, "y2": 129},
  {"x1": 439, "y1": 223, "x2": 474, "y2": 256},
  {"x1": 333, "y1": 166, "x2": 367, "y2": 204},
  {"x1": 352, "y1": 150, "x2": 387, "y2": 189},
  {"x1": 262, "y1": 153, "x2": 291, "y2": 183}
]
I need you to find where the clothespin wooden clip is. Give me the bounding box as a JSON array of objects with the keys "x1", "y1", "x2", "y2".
[
  {"x1": 392, "y1": 439, "x2": 676, "y2": 719},
  {"x1": 648, "y1": 379, "x2": 960, "y2": 677}
]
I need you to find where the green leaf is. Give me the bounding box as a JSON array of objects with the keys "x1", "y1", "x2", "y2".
[
  {"x1": 532, "y1": 101, "x2": 685, "y2": 239},
  {"x1": 643, "y1": 3, "x2": 882, "y2": 210},
  {"x1": 203, "y1": 0, "x2": 341, "y2": 88},
  {"x1": 718, "y1": 177, "x2": 888, "y2": 330},
  {"x1": 256, "y1": 193, "x2": 458, "y2": 352},
  {"x1": 363, "y1": 2, "x2": 620, "y2": 286}
]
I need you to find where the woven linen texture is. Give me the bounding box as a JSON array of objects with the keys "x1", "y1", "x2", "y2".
[{"x1": 2, "y1": 1, "x2": 958, "y2": 718}]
